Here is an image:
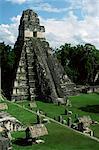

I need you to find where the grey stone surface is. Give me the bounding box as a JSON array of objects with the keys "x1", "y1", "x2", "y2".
[
  {"x1": 0, "y1": 103, "x2": 8, "y2": 110},
  {"x1": 11, "y1": 9, "x2": 79, "y2": 103},
  {"x1": 0, "y1": 112, "x2": 23, "y2": 132},
  {"x1": 0, "y1": 136, "x2": 12, "y2": 150},
  {"x1": 25, "y1": 124, "x2": 48, "y2": 139},
  {"x1": 77, "y1": 116, "x2": 92, "y2": 131},
  {"x1": 74, "y1": 115, "x2": 94, "y2": 136}
]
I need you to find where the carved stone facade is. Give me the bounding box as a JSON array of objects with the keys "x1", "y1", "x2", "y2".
[
  {"x1": 11, "y1": 9, "x2": 78, "y2": 103},
  {"x1": 19, "y1": 9, "x2": 45, "y2": 40}
]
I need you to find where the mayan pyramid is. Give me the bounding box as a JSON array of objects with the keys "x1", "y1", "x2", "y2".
[{"x1": 11, "y1": 9, "x2": 78, "y2": 103}]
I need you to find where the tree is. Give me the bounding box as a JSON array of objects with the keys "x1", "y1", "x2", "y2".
[
  {"x1": 0, "y1": 42, "x2": 15, "y2": 99},
  {"x1": 55, "y1": 43, "x2": 99, "y2": 85}
]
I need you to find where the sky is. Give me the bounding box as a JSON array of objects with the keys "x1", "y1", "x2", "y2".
[{"x1": 0, "y1": 0, "x2": 99, "y2": 49}]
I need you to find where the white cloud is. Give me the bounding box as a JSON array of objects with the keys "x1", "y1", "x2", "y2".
[
  {"x1": 0, "y1": 15, "x2": 21, "y2": 46},
  {"x1": 83, "y1": 0, "x2": 99, "y2": 17},
  {"x1": 6, "y1": 0, "x2": 26, "y2": 4},
  {"x1": 0, "y1": 11, "x2": 99, "y2": 49},
  {"x1": 68, "y1": 0, "x2": 83, "y2": 9},
  {"x1": 6, "y1": 0, "x2": 99, "y2": 17},
  {"x1": 31, "y1": 3, "x2": 68, "y2": 13},
  {"x1": 6, "y1": 0, "x2": 68, "y2": 13},
  {"x1": 68, "y1": 0, "x2": 99, "y2": 18},
  {"x1": 11, "y1": 15, "x2": 21, "y2": 23},
  {"x1": 40, "y1": 12, "x2": 99, "y2": 48}
]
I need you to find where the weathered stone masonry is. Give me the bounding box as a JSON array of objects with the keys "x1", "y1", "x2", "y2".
[{"x1": 11, "y1": 9, "x2": 78, "y2": 103}]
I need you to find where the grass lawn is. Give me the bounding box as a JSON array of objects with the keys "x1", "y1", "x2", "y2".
[
  {"x1": 5, "y1": 101, "x2": 36, "y2": 126},
  {"x1": 12, "y1": 123, "x2": 99, "y2": 150},
  {"x1": 0, "y1": 93, "x2": 99, "y2": 149},
  {"x1": 15, "y1": 93, "x2": 99, "y2": 138},
  {"x1": 69, "y1": 93, "x2": 99, "y2": 121},
  {"x1": 16, "y1": 93, "x2": 99, "y2": 121}
]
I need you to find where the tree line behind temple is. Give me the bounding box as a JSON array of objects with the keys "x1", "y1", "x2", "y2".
[
  {"x1": 55, "y1": 43, "x2": 99, "y2": 85},
  {"x1": 0, "y1": 42, "x2": 15, "y2": 98},
  {"x1": 0, "y1": 42, "x2": 99, "y2": 99}
]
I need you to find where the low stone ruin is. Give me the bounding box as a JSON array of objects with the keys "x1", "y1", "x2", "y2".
[
  {"x1": 66, "y1": 99, "x2": 72, "y2": 107},
  {"x1": 0, "y1": 112, "x2": 23, "y2": 132},
  {"x1": 0, "y1": 136, "x2": 12, "y2": 150},
  {"x1": 25, "y1": 124, "x2": 48, "y2": 144},
  {"x1": 75, "y1": 116, "x2": 93, "y2": 136},
  {"x1": 36, "y1": 109, "x2": 49, "y2": 124},
  {"x1": 29, "y1": 101, "x2": 37, "y2": 109},
  {"x1": 0, "y1": 126, "x2": 12, "y2": 150},
  {"x1": 0, "y1": 103, "x2": 8, "y2": 110},
  {"x1": 82, "y1": 86, "x2": 99, "y2": 94}
]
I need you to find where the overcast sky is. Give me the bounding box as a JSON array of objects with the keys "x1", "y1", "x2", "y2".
[{"x1": 0, "y1": 0, "x2": 99, "y2": 49}]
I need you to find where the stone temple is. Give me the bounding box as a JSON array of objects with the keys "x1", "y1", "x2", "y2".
[{"x1": 11, "y1": 9, "x2": 78, "y2": 103}]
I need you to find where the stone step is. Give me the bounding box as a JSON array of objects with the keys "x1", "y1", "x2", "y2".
[
  {"x1": 63, "y1": 89, "x2": 80, "y2": 96},
  {"x1": 12, "y1": 95, "x2": 29, "y2": 101},
  {"x1": 61, "y1": 86, "x2": 75, "y2": 91},
  {"x1": 61, "y1": 83, "x2": 75, "y2": 86},
  {"x1": 61, "y1": 83, "x2": 75, "y2": 88},
  {"x1": 28, "y1": 70, "x2": 35, "y2": 75},
  {"x1": 29, "y1": 82, "x2": 36, "y2": 87},
  {"x1": 28, "y1": 76, "x2": 36, "y2": 80}
]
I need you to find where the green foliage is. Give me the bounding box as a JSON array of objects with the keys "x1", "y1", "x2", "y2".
[
  {"x1": 0, "y1": 42, "x2": 15, "y2": 67},
  {"x1": 1, "y1": 42, "x2": 99, "y2": 99},
  {"x1": 0, "y1": 42, "x2": 15, "y2": 99},
  {"x1": 55, "y1": 43, "x2": 99, "y2": 85}
]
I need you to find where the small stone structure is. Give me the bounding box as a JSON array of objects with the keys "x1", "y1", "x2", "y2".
[
  {"x1": 29, "y1": 101, "x2": 37, "y2": 109},
  {"x1": 0, "y1": 127, "x2": 12, "y2": 150},
  {"x1": 11, "y1": 9, "x2": 79, "y2": 103},
  {"x1": 36, "y1": 110, "x2": 42, "y2": 124},
  {"x1": 0, "y1": 136, "x2": 12, "y2": 150},
  {"x1": 0, "y1": 103, "x2": 8, "y2": 110},
  {"x1": 25, "y1": 124, "x2": 48, "y2": 143},
  {"x1": 66, "y1": 99, "x2": 72, "y2": 107},
  {"x1": 36, "y1": 109, "x2": 48, "y2": 124},
  {"x1": 87, "y1": 86, "x2": 99, "y2": 93},
  {"x1": 0, "y1": 112, "x2": 23, "y2": 132},
  {"x1": 0, "y1": 126, "x2": 12, "y2": 140},
  {"x1": 67, "y1": 117, "x2": 72, "y2": 127},
  {"x1": 42, "y1": 118, "x2": 50, "y2": 124},
  {"x1": 77, "y1": 116, "x2": 93, "y2": 136},
  {"x1": 82, "y1": 86, "x2": 99, "y2": 94}
]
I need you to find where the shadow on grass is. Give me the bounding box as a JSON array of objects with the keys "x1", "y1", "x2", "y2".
[
  {"x1": 95, "y1": 92, "x2": 99, "y2": 95},
  {"x1": 13, "y1": 138, "x2": 32, "y2": 146},
  {"x1": 79, "y1": 105, "x2": 99, "y2": 113}
]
